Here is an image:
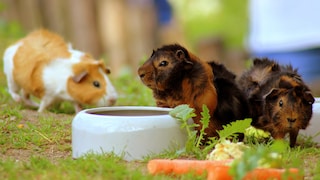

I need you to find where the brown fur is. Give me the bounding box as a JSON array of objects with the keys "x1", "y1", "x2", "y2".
[
  {"x1": 6, "y1": 29, "x2": 117, "y2": 112},
  {"x1": 238, "y1": 58, "x2": 280, "y2": 98},
  {"x1": 13, "y1": 29, "x2": 71, "y2": 98},
  {"x1": 68, "y1": 60, "x2": 109, "y2": 105},
  {"x1": 138, "y1": 44, "x2": 219, "y2": 138},
  {"x1": 208, "y1": 61, "x2": 250, "y2": 124},
  {"x1": 259, "y1": 87, "x2": 314, "y2": 147},
  {"x1": 238, "y1": 58, "x2": 314, "y2": 147}
]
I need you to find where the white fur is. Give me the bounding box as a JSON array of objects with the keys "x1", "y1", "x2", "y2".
[
  {"x1": 41, "y1": 48, "x2": 83, "y2": 103},
  {"x1": 4, "y1": 42, "x2": 41, "y2": 107},
  {"x1": 3, "y1": 42, "x2": 23, "y2": 102},
  {"x1": 41, "y1": 57, "x2": 78, "y2": 112},
  {"x1": 67, "y1": 47, "x2": 118, "y2": 107},
  {"x1": 97, "y1": 68, "x2": 118, "y2": 106}
]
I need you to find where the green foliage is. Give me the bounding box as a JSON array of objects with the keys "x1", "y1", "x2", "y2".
[
  {"x1": 170, "y1": 104, "x2": 199, "y2": 157},
  {"x1": 170, "y1": 104, "x2": 251, "y2": 159},
  {"x1": 171, "y1": 0, "x2": 248, "y2": 49},
  {"x1": 217, "y1": 118, "x2": 252, "y2": 141},
  {"x1": 229, "y1": 140, "x2": 293, "y2": 180},
  {"x1": 0, "y1": 2, "x2": 318, "y2": 178},
  {"x1": 196, "y1": 105, "x2": 211, "y2": 147},
  {"x1": 314, "y1": 160, "x2": 320, "y2": 180},
  {"x1": 0, "y1": 154, "x2": 158, "y2": 180},
  {"x1": 244, "y1": 126, "x2": 271, "y2": 144},
  {"x1": 169, "y1": 104, "x2": 197, "y2": 138}
]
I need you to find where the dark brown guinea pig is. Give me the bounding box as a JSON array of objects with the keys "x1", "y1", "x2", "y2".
[
  {"x1": 208, "y1": 61, "x2": 250, "y2": 124},
  {"x1": 138, "y1": 44, "x2": 219, "y2": 138},
  {"x1": 258, "y1": 86, "x2": 314, "y2": 147},
  {"x1": 239, "y1": 58, "x2": 315, "y2": 147}
]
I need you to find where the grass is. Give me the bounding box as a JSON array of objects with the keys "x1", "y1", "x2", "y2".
[
  {"x1": 1, "y1": 72, "x2": 320, "y2": 179},
  {"x1": 0, "y1": 2, "x2": 319, "y2": 179}
]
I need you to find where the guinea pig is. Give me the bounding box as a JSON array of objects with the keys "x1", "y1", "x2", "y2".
[
  {"x1": 3, "y1": 29, "x2": 118, "y2": 113},
  {"x1": 238, "y1": 58, "x2": 314, "y2": 147},
  {"x1": 208, "y1": 61, "x2": 250, "y2": 124},
  {"x1": 138, "y1": 44, "x2": 249, "y2": 140},
  {"x1": 258, "y1": 86, "x2": 314, "y2": 147},
  {"x1": 138, "y1": 44, "x2": 219, "y2": 138}
]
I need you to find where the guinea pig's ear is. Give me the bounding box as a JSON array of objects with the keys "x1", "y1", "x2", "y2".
[
  {"x1": 175, "y1": 49, "x2": 185, "y2": 60},
  {"x1": 150, "y1": 50, "x2": 155, "y2": 57},
  {"x1": 253, "y1": 58, "x2": 262, "y2": 65},
  {"x1": 264, "y1": 88, "x2": 282, "y2": 101},
  {"x1": 105, "y1": 67, "x2": 111, "y2": 74},
  {"x1": 176, "y1": 49, "x2": 193, "y2": 69},
  {"x1": 72, "y1": 71, "x2": 88, "y2": 83},
  {"x1": 303, "y1": 91, "x2": 315, "y2": 105},
  {"x1": 96, "y1": 60, "x2": 110, "y2": 74}
]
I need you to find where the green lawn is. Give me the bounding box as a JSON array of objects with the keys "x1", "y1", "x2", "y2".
[
  {"x1": 1, "y1": 3, "x2": 320, "y2": 179},
  {"x1": 1, "y1": 67, "x2": 320, "y2": 179}
]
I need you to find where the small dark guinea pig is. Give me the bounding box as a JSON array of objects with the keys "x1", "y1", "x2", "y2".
[
  {"x1": 138, "y1": 44, "x2": 251, "y2": 141},
  {"x1": 138, "y1": 44, "x2": 219, "y2": 138},
  {"x1": 239, "y1": 58, "x2": 315, "y2": 147},
  {"x1": 208, "y1": 61, "x2": 250, "y2": 141},
  {"x1": 258, "y1": 85, "x2": 314, "y2": 147},
  {"x1": 208, "y1": 61, "x2": 250, "y2": 124}
]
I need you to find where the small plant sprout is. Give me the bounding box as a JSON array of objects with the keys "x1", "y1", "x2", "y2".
[{"x1": 170, "y1": 104, "x2": 252, "y2": 159}]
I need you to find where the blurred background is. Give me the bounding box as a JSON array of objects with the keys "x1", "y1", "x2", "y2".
[{"x1": 0, "y1": 0, "x2": 248, "y2": 77}]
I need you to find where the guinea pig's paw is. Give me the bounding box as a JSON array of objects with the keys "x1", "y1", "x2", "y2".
[
  {"x1": 11, "y1": 93, "x2": 21, "y2": 102},
  {"x1": 23, "y1": 98, "x2": 40, "y2": 108}
]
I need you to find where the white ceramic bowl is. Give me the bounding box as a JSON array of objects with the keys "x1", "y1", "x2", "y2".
[
  {"x1": 300, "y1": 98, "x2": 320, "y2": 143},
  {"x1": 72, "y1": 106, "x2": 188, "y2": 161}
]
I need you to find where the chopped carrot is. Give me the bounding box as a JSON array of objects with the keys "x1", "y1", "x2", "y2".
[
  {"x1": 147, "y1": 159, "x2": 232, "y2": 175},
  {"x1": 206, "y1": 165, "x2": 302, "y2": 180},
  {"x1": 243, "y1": 168, "x2": 302, "y2": 180},
  {"x1": 147, "y1": 159, "x2": 303, "y2": 180},
  {"x1": 206, "y1": 165, "x2": 232, "y2": 180}
]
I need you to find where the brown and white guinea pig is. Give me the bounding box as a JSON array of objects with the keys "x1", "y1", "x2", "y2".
[
  {"x1": 138, "y1": 44, "x2": 219, "y2": 138},
  {"x1": 238, "y1": 58, "x2": 314, "y2": 147},
  {"x1": 3, "y1": 29, "x2": 118, "y2": 113}
]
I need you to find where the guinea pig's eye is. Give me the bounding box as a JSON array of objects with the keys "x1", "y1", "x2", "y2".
[
  {"x1": 159, "y1": 60, "x2": 168, "y2": 67},
  {"x1": 93, "y1": 81, "x2": 100, "y2": 88},
  {"x1": 279, "y1": 99, "x2": 283, "y2": 107}
]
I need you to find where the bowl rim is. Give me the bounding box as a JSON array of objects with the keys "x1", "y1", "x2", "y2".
[{"x1": 80, "y1": 106, "x2": 174, "y2": 117}]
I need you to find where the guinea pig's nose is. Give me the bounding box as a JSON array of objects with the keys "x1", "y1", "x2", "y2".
[
  {"x1": 109, "y1": 97, "x2": 117, "y2": 105},
  {"x1": 139, "y1": 73, "x2": 145, "y2": 78},
  {"x1": 138, "y1": 68, "x2": 145, "y2": 78},
  {"x1": 109, "y1": 98, "x2": 117, "y2": 105},
  {"x1": 287, "y1": 118, "x2": 296, "y2": 123}
]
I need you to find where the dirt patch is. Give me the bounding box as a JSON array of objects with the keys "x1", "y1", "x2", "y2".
[
  {"x1": 1, "y1": 109, "x2": 74, "y2": 162},
  {"x1": 2, "y1": 145, "x2": 71, "y2": 163},
  {"x1": 19, "y1": 109, "x2": 73, "y2": 125}
]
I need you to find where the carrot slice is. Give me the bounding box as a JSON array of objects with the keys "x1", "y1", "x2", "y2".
[
  {"x1": 207, "y1": 165, "x2": 302, "y2": 180},
  {"x1": 147, "y1": 159, "x2": 232, "y2": 175},
  {"x1": 147, "y1": 159, "x2": 303, "y2": 180},
  {"x1": 207, "y1": 165, "x2": 232, "y2": 180},
  {"x1": 243, "y1": 168, "x2": 302, "y2": 180}
]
